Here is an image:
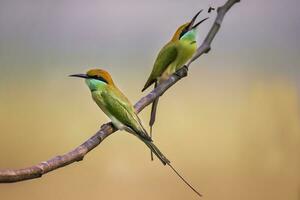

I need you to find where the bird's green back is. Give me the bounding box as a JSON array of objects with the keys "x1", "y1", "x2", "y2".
[{"x1": 142, "y1": 42, "x2": 178, "y2": 91}]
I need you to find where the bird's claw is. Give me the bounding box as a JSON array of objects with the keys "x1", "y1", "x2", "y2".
[
  {"x1": 100, "y1": 124, "x2": 106, "y2": 128},
  {"x1": 175, "y1": 65, "x2": 189, "y2": 77}
]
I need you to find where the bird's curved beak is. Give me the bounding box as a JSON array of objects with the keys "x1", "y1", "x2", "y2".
[
  {"x1": 191, "y1": 17, "x2": 209, "y2": 30},
  {"x1": 69, "y1": 74, "x2": 89, "y2": 79},
  {"x1": 187, "y1": 9, "x2": 202, "y2": 30},
  {"x1": 187, "y1": 9, "x2": 209, "y2": 30}
]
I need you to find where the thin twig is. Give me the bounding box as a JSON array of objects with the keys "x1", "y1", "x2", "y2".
[{"x1": 0, "y1": 0, "x2": 240, "y2": 183}]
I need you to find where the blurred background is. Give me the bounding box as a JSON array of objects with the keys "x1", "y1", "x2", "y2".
[{"x1": 0, "y1": 0, "x2": 299, "y2": 199}]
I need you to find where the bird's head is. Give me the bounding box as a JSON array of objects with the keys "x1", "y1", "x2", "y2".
[
  {"x1": 171, "y1": 9, "x2": 208, "y2": 42},
  {"x1": 70, "y1": 69, "x2": 114, "y2": 91}
]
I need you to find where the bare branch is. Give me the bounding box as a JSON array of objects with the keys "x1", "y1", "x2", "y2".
[{"x1": 0, "y1": 0, "x2": 240, "y2": 183}]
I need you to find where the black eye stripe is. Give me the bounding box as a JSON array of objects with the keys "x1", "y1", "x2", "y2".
[
  {"x1": 179, "y1": 27, "x2": 189, "y2": 39},
  {"x1": 97, "y1": 76, "x2": 108, "y2": 84},
  {"x1": 89, "y1": 75, "x2": 108, "y2": 84}
]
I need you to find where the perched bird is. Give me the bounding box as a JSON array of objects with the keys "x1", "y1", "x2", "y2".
[
  {"x1": 142, "y1": 10, "x2": 208, "y2": 140},
  {"x1": 70, "y1": 69, "x2": 170, "y2": 165},
  {"x1": 70, "y1": 68, "x2": 202, "y2": 197}
]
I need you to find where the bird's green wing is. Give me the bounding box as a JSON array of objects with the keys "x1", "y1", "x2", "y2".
[
  {"x1": 101, "y1": 88, "x2": 151, "y2": 141},
  {"x1": 142, "y1": 42, "x2": 178, "y2": 91}
]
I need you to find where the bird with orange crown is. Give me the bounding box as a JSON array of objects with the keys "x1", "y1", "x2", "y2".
[
  {"x1": 142, "y1": 10, "x2": 208, "y2": 148},
  {"x1": 71, "y1": 68, "x2": 203, "y2": 197}
]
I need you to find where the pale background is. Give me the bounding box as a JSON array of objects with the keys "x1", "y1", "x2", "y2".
[{"x1": 0, "y1": 0, "x2": 299, "y2": 199}]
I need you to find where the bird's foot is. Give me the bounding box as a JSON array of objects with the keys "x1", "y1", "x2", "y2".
[
  {"x1": 101, "y1": 122, "x2": 116, "y2": 130},
  {"x1": 100, "y1": 124, "x2": 107, "y2": 129},
  {"x1": 175, "y1": 65, "x2": 189, "y2": 77}
]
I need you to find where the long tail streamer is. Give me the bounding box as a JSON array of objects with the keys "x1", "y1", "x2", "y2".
[{"x1": 167, "y1": 163, "x2": 202, "y2": 197}]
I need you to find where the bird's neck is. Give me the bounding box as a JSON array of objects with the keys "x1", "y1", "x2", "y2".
[
  {"x1": 180, "y1": 29, "x2": 197, "y2": 42},
  {"x1": 85, "y1": 79, "x2": 107, "y2": 92}
]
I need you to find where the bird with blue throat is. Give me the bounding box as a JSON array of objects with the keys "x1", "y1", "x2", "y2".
[
  {"x1": 70, "y1": 68, "x2": 202, "y2": 197},
  {"x1": 142, "y1": 10, "x2": 209, "y2": 153}
]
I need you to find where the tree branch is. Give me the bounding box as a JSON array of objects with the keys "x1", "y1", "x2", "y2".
[{"x1": 0, "y1": 0, "x2": 240, "y2": 183}]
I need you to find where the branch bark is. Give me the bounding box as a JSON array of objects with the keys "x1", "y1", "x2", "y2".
[{"x1": 0, "y1": 0, "x2": 240, "y2": 183}]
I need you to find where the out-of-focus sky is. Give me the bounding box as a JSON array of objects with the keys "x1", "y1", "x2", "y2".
[{"x1": 0, "y1": 0, "x2": 299, "y2": 200}]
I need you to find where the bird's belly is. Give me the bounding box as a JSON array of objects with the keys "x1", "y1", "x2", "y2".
[
  {"x1": 159, "y1": 62, "x2": 177, "y2": 82},
  {"x1": 108, "y1": 114, "x2": 127, "y2": 130}
]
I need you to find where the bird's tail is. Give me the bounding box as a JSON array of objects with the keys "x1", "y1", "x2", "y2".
[
  {"x1": 150, "y1": 96, "x2": 159, "y2": 131},
  {"x1": 142, "y1": 137, "x2": 202, "y2": 197},
  {"x1": 142, "y1": 138, "x2": 170, "y2": 165},
  {"x1": 149, "y1": 81, "x2": 159, "y2": 161}
]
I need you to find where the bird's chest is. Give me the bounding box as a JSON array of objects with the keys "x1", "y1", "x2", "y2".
[
  {"x1": 91, "y1": 91, "x2": 126, "y2": 130},
  {"x1": 176, "y1": 41, "x2": 197, "y2": 68},
  {"x1": 91, "y1": 91, "x2": 106, "y2": 111}
]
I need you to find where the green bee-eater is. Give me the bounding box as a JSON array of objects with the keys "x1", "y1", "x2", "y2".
[
  {"x1": 70, "y1": 68, "x2": 202, "y2": 197},
  {"x1": 70, "y1": 69, "x2": 170, "y2": 165},
  {"x1": 142, "y1": 10, "x2": 208, "y2": 137}
]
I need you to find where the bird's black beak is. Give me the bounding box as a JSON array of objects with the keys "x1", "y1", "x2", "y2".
[
  {"x1": 191, "y1": 17, "x2": 209, "y2": 29},
  {"x1": 69, "y1": 74, "x2": 89, "y2": 79},
  {"x1": 187, "y1": 10, "x2": 209, "y2": 31},
  {"x1": 187, "y1": 9, "x2": 203, "y2": 30}
]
